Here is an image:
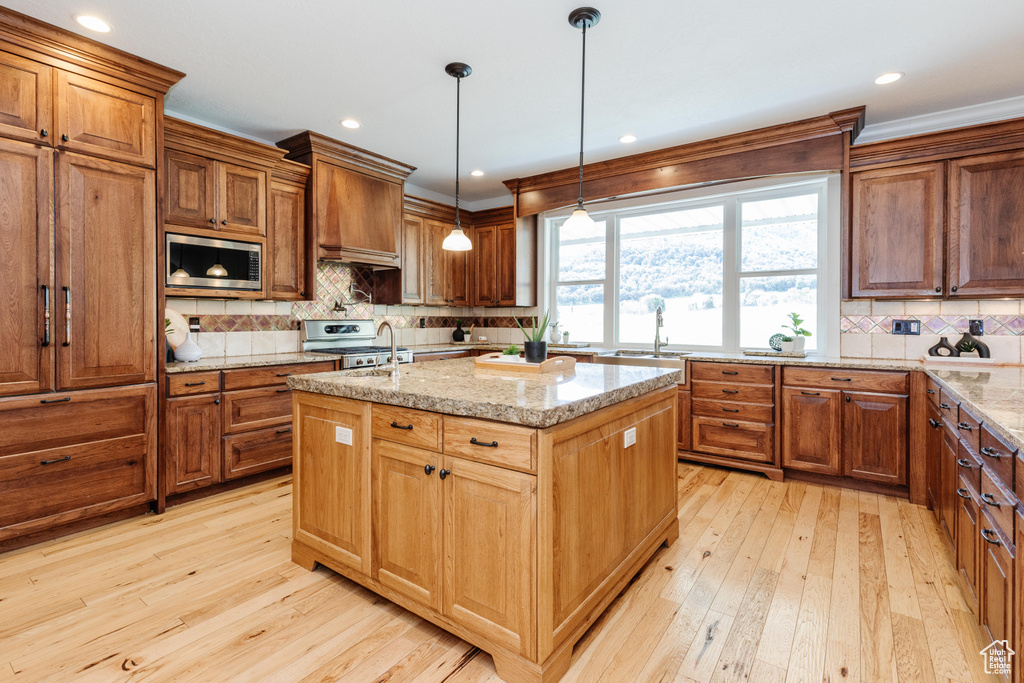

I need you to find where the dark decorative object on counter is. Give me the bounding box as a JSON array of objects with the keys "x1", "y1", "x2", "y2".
[
  {"x1": 166, "y1": 338, "x2": 175, "y2": 363},
  {"x1": 954, "y1": 331, "x2": 990, "y2": 358},
  {"x1": 768, "y1": 333, "x2": 786, "y2": 351},
  {"x1": 452, "y1": 320, "x2": 465, "y2": 342},
  {"x1": 524, "y1": 341, "x2": 548, "y2": 363},
  {"x1": 928, "y1": 337, "x2": 959, "y2": 357}
]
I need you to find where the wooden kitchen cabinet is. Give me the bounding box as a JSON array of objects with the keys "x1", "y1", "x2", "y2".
[
  {"x1": 0, "y1": 138, "x2": 52, "y2": 397},
  {"x1": 165, "y1": 394, "x2": 222, "y2": 495},
  {"x1": 926, "y1": 403, "x2": 943, "y2": 512},
  {"x1": 781, "y1": 387, "x2": 841, "y2": 475},
  {"x1": 218, "y1": 162, "x2": 266, "y2": 236},
  {"x1": 955, "y1": 478, "x2": 981, "y2": 612},
  {"x1": 222, "y1": 426, "x2": 293, "y2": 481},
  {"x1": 268, "y1": 159, "x2": 310, "y2": 300},
  {"x1": 474, "y1": 223, "x2": 498, "y2": 306},
  {"x1": 850, "y1": 162, "x2": 945, "y2": 298},
  {"x1": 939, "y1": 422, "x2": 960, "y2": 544},
  {"x1": 447, "y1": 237, "x2": 471, "y2": 306},
  {"x1": 842, "y1": 391, "x2": 908, "y2": 485},
  {"x1": 979, "y1": 511, "x2": 1014, "y2": 669},
  {"x1": 55, "y1": 153, "x2": 155, "y2": 390},
  {"x1": 677, "y1": 388, "x2": 691, "y2": 451},
  {"x1": 163, "y1": 148, "x2": 267, "y2": 237},
  {"x1": 948, "y1": 150, "x2": 1024, "y2": 297},
  {"x1": 400, "y1": 215, "x2": 425, "y2": 304},
  {"x1": 425, "y1": 218, "x2": 449, "y2": 305},
  {"x1": 0, "y1": 50, "x2": 52, "y2": 145},
  {"x1": 472, "y1": 217, "x2": 536, "y2": 307}
]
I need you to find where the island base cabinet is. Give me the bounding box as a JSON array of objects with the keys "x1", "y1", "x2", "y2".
[{"x1": 979, "y1": 511, "x2": 1014, "y2": 681}]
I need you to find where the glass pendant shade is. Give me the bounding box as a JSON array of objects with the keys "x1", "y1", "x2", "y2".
[
  {"x1": 206, "y1": 263, "x2": 228, "y2": 277},
  {"x1": 170, "y1": 267, "x2": 189, "y2": 278},
  {"x1": 441, "y1": 225, "x2": 472, "y2": 251},
  {"x1": 563, "y1": 206, "x2": 597, "y2": 230}
]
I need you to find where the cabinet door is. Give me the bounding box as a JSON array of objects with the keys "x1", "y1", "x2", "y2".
[
  {"x1": 0, "y1": 139, "x2": 53, "y2": 397},
  {"x1": 954, "y1": 480, "x2": 980, "y2": 612},
  {"x1": 293, "y1": 394, "x2": 372, "y2": 576},
  {"x1": 218, "y1": 162, "x2": 266, "y2": 236},
  {"x1": 400, "y1": 215, "x2": 424, "y2": 304},
  {"x1": 781, "y1": 387, "x2": 841, "y2": 474},
  {"x1": 979, "y1": 512, "x2": 1013, "y2": 663},
  {"x1": 446, "y1": 231, "x2": 471, "y2": 307},
  {"x1": 926, "y1": 403, "x2": 943, "y2": 513},
  {"x1": 54, "y1": 71, "x2": 155, "y2": 167},
  {"x1": 949, "y1": 150, "x2": 1024, "y2": 297},
  {"x1": 0, "y1": 50, "x2": 52, "y2": 145},
  {"x1": 55, "y1": 153, "x2": 155, "y2": 390},
  {"x1": 473, "y1": 225, "x2": 497, "y2": 306},
  {"x1": 940, "y1": 426, "x2": 959, "y2": 543},
  {"x1": 496, "y1": 223, "x2": 517, "y2": 305},
  {"x1": 165, "y1": 150, "x2": 217, "y2": 229},
  {"x1": 269, "y1": 180, "x2": 306, "y2": 300},
  {"x1": 374, "y1": 440, "x2": 442, "y2": 610},
  {"x1": 165, "y1": 394, "x2": 222, "y2": 495},
  {"x1": 443, "y1": 455, "x2": 535, "y2": 654},
  {"x1": 424, "y1": 219, "x2": 447, "y2": 305},
  {"x1": 842, "y1": 392, "x2": 907, "y2": 485},
  {"x1": 850, "y1": 163, "x2": 945, "y2": 298},
  {"x1": 313, "y1": 159, "x2": 400, "y2": 263},
  {"x1": 1015, "y1": 516, "x2": 1023, "y2": 683},
  {"x1": 677, "y1": 388, "x2": 692, "y2": 451}
]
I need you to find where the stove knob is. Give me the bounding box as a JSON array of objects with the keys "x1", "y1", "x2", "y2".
[
  {"x1": 356, "y1": 359, "x2": 364, "y2": 366},
  {"x1": 387, "y1": 356, "x2": 393, "y2": 362}
]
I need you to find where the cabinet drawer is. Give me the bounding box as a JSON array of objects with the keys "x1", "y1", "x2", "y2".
[
  {"x1": 414, "y1": 351, "x2": 472, "y2": 363},
  {"x1": 222, "y1": 361, "x2": 335, "y2": 390},
  {"x1": 223, "y1": 425, "x2": 293, "y2": 480},
  {"x1": 372, "y1": 405, "x2": 442, "y2": 451},
  {"x1": 925, "y1": 378, "x2": 942, "y2": 407},
  {"x1": 980, "y1": 467, "x2": 1017, "y2": 540},
  {"x1": 691, "y1": 362, "x2": 773, "y2": 385},
  {"x1": 691, "y1": 398, "x2": 773, "y2": 423},
  {"x1": 979, "y1": 426, "x2": 1016, "y2": 492},
  {"x1": 783, "y1": 367, "x2": 909, "y2": 394},
  {"x1": 167, "y1": 371, "x2": 221, "y2": 396},
  {"x1": 442, "y1": 416, "x2": 536, "y2": 472},
  {"x1": 956, "y1": 405, "x2": 981, "y2": 454},
  {"x1": 0, "y1": 433, "x2": 149, "y2": 533},
  {"x1": 956, "y1": 444, "x2": 982, "y2": 494},
  {"x1": 0, "y1": 385, "x2": 152, "y2": 458},
  {"x1": 692, "y1": 381, "x2": 773, "y2": 404},
  {"x1": 938, "y1": 389, "x2": 959, "y2": 422},
  {"x1": 222, "y1": 386, "x2": 293, "y2": 434},
  {"x1": 692, "y1": 417, "x2": 774, "y2": 463}
]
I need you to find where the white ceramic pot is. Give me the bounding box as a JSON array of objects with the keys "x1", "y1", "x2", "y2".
[
  {"x1": 174, "y1": 332, "x2": 203, "y2": 362},
  {"x1": 780, "y1": 340, "x2": 796, "y2": 353},
  {"x1": 562, "y1": 333, "x2": 570, "y2": 344},
  {"x1": 792, "y1": 336, "x2": 806, "y2": 353},
  {"x1": 549, "y1": 325, "x2": 561, "y2": 343}
]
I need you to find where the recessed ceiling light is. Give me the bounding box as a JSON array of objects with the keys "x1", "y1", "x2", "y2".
[
  {"x1": 874, "y1": 72, "x2": 903, "y2": 85},
  {"x1": 75, "y1": 15, "x2": 111, "y2": 32},
  {"x1": 340, "y1": 119, "x2": 360, "y2": 129},
  {"x1": 471, "y1": 170, "x2": 484, "y2": 177},
  {"x1": 618, "y1": 134, "x2": 637, "y2": 143}
]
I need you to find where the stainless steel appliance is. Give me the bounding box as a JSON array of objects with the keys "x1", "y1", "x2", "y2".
[
  {"x1": 301, "y1": 320, "x2": 413, "y2": 369},
  {"x1": 166, "y1": 233, "x2": 262, "y2": 291}
]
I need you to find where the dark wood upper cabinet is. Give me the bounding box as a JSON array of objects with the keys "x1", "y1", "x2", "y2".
[
  {"x1": 55, "y1": 153, "x2": 155, "y2": 390},
  {"x1": 0, "y1": 139, "x2": 53, "y2": 397},
  {"x1": 841, "y1": 391, "x2": 907, "y2": 486},
  {"x1": 400, "y1": 215, "x2": 425, "y2": 304},
  {"x1": 472, "y1": 215, "x2": 536, "y2": 307},
  {"x1": 850, "y1": 162, "x2": 945, "y2": 298},
  {"x1": 268, "y1": 166, "x2": 308, "y2": 301},
  {"x1": 446, "y1": 235, "x2": 471, "y2": 307},
  {"x1": 781, "y1": 387, "x2": 841, "y2": 475},
  {"x1": 473, "y1": 224, "x2": 498, "y2": 306},
  {"x1": 0, "y1": 50, "x2": 51, "y2": 145},
  {"x1": 55, "y1": 71, "x2": 155, "y2": 168},
  {"x1": 219, "y1": 162, "x2": 266, "y2": 236},
  {"x1": 948, "y1": 150, "x2": 1024, "y2": 297},
  {"x1": 496, "y1": 223, "x2": 518, "y2": 305},
  {"x1": 165, "y1": 150, "x2": 217, "y2": 229}
]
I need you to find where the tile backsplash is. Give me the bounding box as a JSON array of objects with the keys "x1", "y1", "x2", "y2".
[
  {"x1": 839, "y1": 299, "x2": 1024, "y2": 363},
  {"x1": 167, "y1": 262, "x2": 538, "y2": 358}
]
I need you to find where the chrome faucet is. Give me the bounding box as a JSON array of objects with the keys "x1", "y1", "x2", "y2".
[
  {"x1": 350, "y1": 283, "x2": 372, "y2": 303},
  {"x1": 377, "y1": 320, "x2": 399, "y2": 377},
  {"x1": 654, "y1": 306, "x2": 668, "y2": 354}
]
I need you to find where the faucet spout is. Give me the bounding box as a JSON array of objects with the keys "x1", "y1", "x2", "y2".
[
  {"x1": 654, "y1": 305, "x2": 668, "y2": 354},
  {"x1": 377, "y1": 321, "x2": 399, "y2": 376}
]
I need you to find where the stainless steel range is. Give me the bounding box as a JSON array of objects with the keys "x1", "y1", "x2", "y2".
[{"x1": 301, "y1": 320, "x2": 414, "y2": 369}]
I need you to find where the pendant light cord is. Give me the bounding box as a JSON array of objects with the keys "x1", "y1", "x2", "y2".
[
  {"x1": 455, "y1": 74, "x2": 461, "y2": 228},
  {"x1": 577, "y1": 22, "x2": 587, "y2": 208}
]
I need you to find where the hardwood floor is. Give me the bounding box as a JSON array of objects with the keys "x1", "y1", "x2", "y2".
[{"x1": 0, "y1": 462, "x2": 992, "y2": 682}]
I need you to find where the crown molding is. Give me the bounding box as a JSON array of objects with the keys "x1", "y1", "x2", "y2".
[
  {"x1": 850, "y1": 115, "x2": 1024, "y2": 169},
  {"x1": 856, "y1": 95, "x2": 1024, "y2": 145},
  {"x1": 271, "y1": 158, "x2": 310, "y2": 186},
  {"x1": 165, "y1": 116, "x2": 286, "y2": 168},
  {"x1": 278, "y1": 130, "x2": 415, "y2": 182}
]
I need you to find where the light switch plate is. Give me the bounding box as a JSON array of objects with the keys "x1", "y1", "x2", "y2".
[
  {"x1": 624, "y1": 427, "x2": 637, "y2": 448},
  {"x1": 335, "y1": 425, "x2": 353, "y2": 446}
]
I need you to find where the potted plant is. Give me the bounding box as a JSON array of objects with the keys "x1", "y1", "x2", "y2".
[
  {"x1": 502, "y1": 344, "x2": 520, "y2": 356},
  {"x1": 515, "y1": 312, "x2": 551, "y2": 363},
  {"x1": 782, "y1": 312, "x2": 812, "y2": 353},
  {"x1": 562, "y1": 330, "x2": 570, "y2": 344},
  {"x1": 779, "y1": 335, "x2": 795, "y2": 353},
  {"x1": 548, "y1": 320, "x2": 561, "y2": 343}
]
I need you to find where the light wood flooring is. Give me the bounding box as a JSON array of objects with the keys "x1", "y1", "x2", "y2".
[{"x1": 0, "y1": 462, "x2": 994, "y2": 682}]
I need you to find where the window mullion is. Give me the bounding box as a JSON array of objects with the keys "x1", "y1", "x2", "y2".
[
  {"x1": 607, "y1": 215, "x2": 618, "y2": 346},
  {"x1": 722, "y1": 198, "x2": 740, "y2": 352}
]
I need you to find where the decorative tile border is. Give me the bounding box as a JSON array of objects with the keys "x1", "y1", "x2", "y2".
[{"x1": 841, "y1": 315, "x2": 1024, "y2": 335}]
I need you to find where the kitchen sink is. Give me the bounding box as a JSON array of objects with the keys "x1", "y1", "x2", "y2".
[
  {"x1": 594, "y1": 349, "x2": 689, "y2": 377},
  {"x1": 345, "y1": 367, "x2": 400, "y2": 378},
  {"x1": 607, "y1": 350, "x2": 690, "y2": 359}
]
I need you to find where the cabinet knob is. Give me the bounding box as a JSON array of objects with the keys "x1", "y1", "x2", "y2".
[
  {"x1": 935, "y1": 287, "x2": 941, "y2": 293},
  {"x1": 209, "y1": 218, "x2": 216, "y2": 224},
  {"x1": 40, "y1": 128, "x2": 48, "y2": 137},
  {"x1": 300, "y1": 291, "x2": 306, "y2": 296},
  {"x1": 214, "y1": 399, "x2": 220, "y2": 405},
  {"x1": 61, "y1": 133, "x2": 69, "y2": 142},
  {"x1": 424, "y1": 464, "x2": 435, "y2": 475},
  {"x1": 438, "y1": 468, "x2": 450, "y2": 480},
  {"x1": 951, "y1": 286, "x2": 958, "y2": 293},
  {"x1": 221, "y1": 219, "x2": 228, "y2": 225},
  {"x1": 845, "y1": 395, "x2": 851, "y2": 402}
]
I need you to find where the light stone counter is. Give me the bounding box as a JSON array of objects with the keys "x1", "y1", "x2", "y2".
[
  {"x1": 166, "y1": 352, "x2": 340, "y2": 374},
  {"x1": 927, "y1": 366, "x2": 1024, "y2": 454},
  {"x1": 287, "y1": 358, "x2": 682, "y2": 428}
]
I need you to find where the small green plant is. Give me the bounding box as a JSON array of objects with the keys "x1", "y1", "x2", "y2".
[
  {"x1": 514, "y1": 311, "x2": 551, "y2": 343},
  {"x1": 959, "y1": 339, "x2": 978, "y2": 353},
  {"x1": 780, "y1": 335, "x2": 794, "y2": 343},
  {"x1": 502, "y1": 344, "x2": 520, "y2": 356},
  {"x1": 783, "y1": 312, "x2": 812, "y2": 338},
  {"x1": 164, "y1": 317, "x2": 173, "y2": 334},
  {"x1": 455, "y1": 318, "x2": 463, "y2": 328}
]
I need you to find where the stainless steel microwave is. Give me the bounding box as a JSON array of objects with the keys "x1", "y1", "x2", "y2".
[{"x1": 166, "y1": 233, "x2": 262, "y2": 291}]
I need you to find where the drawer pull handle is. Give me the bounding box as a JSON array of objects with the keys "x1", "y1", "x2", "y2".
[
  {"x1": 926, "y1": 389, "x2": 936, "y2": 394},
  {"x1": 424, "y1": 464, "x2": 435, "y2": 475},
  {"x1": 928, "y1": 419, "x2": 939, "y2": 428},
  {"x1": 801, "y1": 391, "x2": 820, "y2": 396},
  {"x1": 939, "y1": 403, "x2": 951, "y2": 409},
  {"x1": 275, "y1": 427, "x2": 293, "y2": 434},
  {"x1": 40, "y1": 455, "x2": 72, "y2": 465},
  {"x1": 956, "y1": 458, "x2": 972, "y2": 469},
  {"x1": 276, "y1": 388, "x2": 292, "y2": 393},
  {"x1": 956, "y1": 488, "x2": 971, "y2": 500},
  {"x1": 721, "y1": 370, "x2": 738, "y2": 375},
  {"x1": 41, "y1": 284, "x2": 50, "y2": 347},
  {"x1": 277, "y1": 372, "x2": 293, "y2": 377},
  {"x1": 40, "y1": 396, "x2": 71, "y2": 404},
  {"x1": 391, "y1": 422, "x2": 414, "y2": 431},
  {"x1": 981, "y1": 528, "x2": 1001, "y2": 545},
  {"x1": 722, "y1": 389, "x2": 739, "y2": 394},
  {"x1": 981, "y1": 493, "x2": 1001, "y2": 507},
  {"x1": 184, "y1": 381, "x2": 207, "y2": 386},
  {"x1": 981, "y1": 447, "x2": 1000, "y2": 458},
  {"x1": 830, "y1": 377, "x2": 852, "y2": 382},
  {"x1": 957, "y1": 422, "x2": 972, "y2": 431},
  {"x1": 722, "y1": 408, "x2": 739, "y2": 413},
  {"x1": 722, "y1": 422, "x2": 740, "y2": 428},
  {"x1": 470, "y1": 437, "x2": 498, "y2": 447},
  {"x1": 438, "y1": 468, "x2": 450, "y2": 480}
]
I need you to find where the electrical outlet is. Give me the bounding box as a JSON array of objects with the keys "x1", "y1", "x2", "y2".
[
  {"x1": 335, "y1": 425, "x2": 352, "y2": 446},
  {"x1": 624, "y1": 427, "x2": 636, "y2": 448},
  {"x1": 891, "y1": 319, "x2": 921, "y2": 335},
  {"x1": 969, "y1": 319, "x2": 984, "y2": 336},
  {"x1": 188, "y1": 316, "x2": 201, "y2": 333},
  {"x1": 419, "y1": 318, "x2": 426, "y2": 328}
]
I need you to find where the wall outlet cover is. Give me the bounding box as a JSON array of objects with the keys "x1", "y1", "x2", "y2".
[
  {"x1": 969, "y1": 319, "x2": 984, "y2": 336},
  {"x1": 335, "y1": 425, "x2": 353, "y2": 446},
  {"x1": 419, "y1": 318, "x2": 426, "y2": 328},
  {"x1": 891, "y1": 319, "x2": 921, "y2": 335},
  {"x1": 624, "y1": 427, "x2": 637, "y2": 448}
]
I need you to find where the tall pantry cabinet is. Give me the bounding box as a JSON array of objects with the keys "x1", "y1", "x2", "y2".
[{"x1": 0, "y1": 8, "x2": 183, "y2": 544}]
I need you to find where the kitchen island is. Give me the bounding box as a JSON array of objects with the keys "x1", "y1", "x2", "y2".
[{"x1": 287, "y1": 358, "x2": 682, "y2": 683}]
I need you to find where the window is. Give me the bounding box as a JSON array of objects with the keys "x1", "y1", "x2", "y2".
[{"x1": 547, "y1": 178, "x2": 832, "y2": 353}]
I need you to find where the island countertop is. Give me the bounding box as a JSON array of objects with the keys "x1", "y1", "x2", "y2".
[{"x1": 287, "y1": 357, "x2": 682, "y2": 428}]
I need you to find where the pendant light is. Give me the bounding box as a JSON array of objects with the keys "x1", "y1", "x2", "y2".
[
  {"x1": 170, "y1": 267, "x2": 189, "y2": 278},
  {"x1": 442, "y1": 62, "x2": 473, "y2": 251},
  {"x1": 206, "y1": 249, "x2": 228, "y2": 278},
  {"x1": 562, "y1": 7, "x2": 601, "y2": 231}
]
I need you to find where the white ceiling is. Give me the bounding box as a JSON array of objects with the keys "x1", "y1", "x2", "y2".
[{"x1": 9, "y1": 1, "x2": 1024, "y2": 207}]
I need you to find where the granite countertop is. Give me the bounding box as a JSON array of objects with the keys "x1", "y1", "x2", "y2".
[
  {"x1": 287, "y1": 358, "x2": 682, "y2": 428},
  {"x1": 166, "y1": 352, "x2": 341, "y2": 374},
  {"x1": 926, "y1": 366, "x2": 1024, "y2": 454},
  {"x1": 408, "y1": 343, "x2": 604, "y2": 356}
]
